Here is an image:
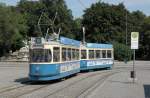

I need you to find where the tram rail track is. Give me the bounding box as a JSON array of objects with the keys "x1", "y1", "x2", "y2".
[
  {"x1": 77, "y1": 72, "x2": 117, "y2": 98},
  {"x1": 0, "y1": 81, "x2": 50, "y2": 98},
  {"x1": 0, "y1": 80, "x2": 31, "y2": 94},
  {"x1": 43, "y1": 70, "x2": 121, "y2": 98},
  {"x1": 19, "y1": 70, "x2": 115, "y2": 98},
  {"x1": 0, "y1": 69, "x2": 121, "y2": 98}
]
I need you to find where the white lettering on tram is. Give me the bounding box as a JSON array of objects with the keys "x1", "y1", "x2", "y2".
[
  {"x1": 60, "y1": 62, "x2": 80, "y2": 73},
  {"x1": 87, "y1": 59, "x2": 113, "y2": 66}
]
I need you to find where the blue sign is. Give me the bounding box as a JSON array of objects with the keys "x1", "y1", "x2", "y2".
[
  {"x1": 87, "y1": 43, "x2": 113, "y2": 49},
  {"x1": 60, "y1": 36, "x2": 80, "y2": 47}
]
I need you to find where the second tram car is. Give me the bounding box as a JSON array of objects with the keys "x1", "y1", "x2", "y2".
[
  {"x1": 29, "y1": 37, "x2": 80, "y2": 81},
  {"x1": 80, "y1": 43, "x2": 113, "y2": 71}
]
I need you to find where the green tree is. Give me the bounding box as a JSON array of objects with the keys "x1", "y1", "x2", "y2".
[
  {"x1": 73, "y1": 18, "x2": 82, "y2": 41},
  {"x1": 0, "y1": 4, "x2": 27, "y2": 56},
  {"x1": 81, "y1": 1, "x2": 150, "y2": 60},
  {"x1": 82, "y1": 2, "x2": 128, "y2": 43},
  {"x1": 113, "y1": 42, "x2": 132, "y2": 61},
  {"x1": 17, "y1": 0, "x2": 45, "y2": 37},
  {"x1": 141, "y1": 17, "x2": 150, "y2": 59},
  {"x1": 17, "y1": 0, "x2": 76, "y2": 38}
]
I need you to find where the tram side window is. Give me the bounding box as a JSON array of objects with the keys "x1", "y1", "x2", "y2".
[
  {"x1": 107, "y1": 50, "x2": 112, "y2": 58},
  {"x1": 67, "y1": 48, "x2": 71, "y2": 61},
  {"x1": 96, "y1": 50, "x2": 101, "y2": 58},
  {"x1": 53, "y1": 47, "x2": 60, "y2": 62},
  {"x1": 102, "y1": 50, "x2": 106, "y2": 58},
  {"x1": 72, "y1": 49, "x2": 76, "y2": 60},
  {"x1": 76, "y1": 49, "x2": 79, "y2": 60},
  {"x1": 62, "y1": 48, "x2": 66, "y2": 61},
  {"x1": 47, "y1": 49, "x2": 52, "y2": 62},
  {"x1": 30, "y1": 49, "x2": 52, "y2": 62},
  {"x1": 81, "y1": 50, "x2": 87, "y2": 59},
  {"x1": 89, "y1": 50, "x2": 94, "y2": 59}
]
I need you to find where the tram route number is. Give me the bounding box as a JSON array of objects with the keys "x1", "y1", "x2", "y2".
[{"x1": 60, "y1": 62, "x2": 80, "y2": 73}]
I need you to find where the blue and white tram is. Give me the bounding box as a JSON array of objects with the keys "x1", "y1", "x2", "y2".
[
  {"x1": 80, "y1": 43, "x2": 114, "y2": 71},
  {"x1": 29, "y1": 37, "x2": 80, "y2": 81}
]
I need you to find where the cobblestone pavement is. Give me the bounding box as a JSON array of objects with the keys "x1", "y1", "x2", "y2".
[{"x1": 0, "y1": 61, "x2": 149, "y2": 98}]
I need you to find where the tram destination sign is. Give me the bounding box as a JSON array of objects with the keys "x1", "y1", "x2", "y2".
[
  {"x1": 131, "y1": 32, "x2": 139, "y2": 49},
  {"x1": 31, "y1": 37, "x2": 44, "y2": 48}
]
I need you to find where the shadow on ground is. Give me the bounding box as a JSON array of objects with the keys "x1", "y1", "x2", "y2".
[
  {"x1": 80, "y1": 68, "x2": 109, "y2": 73},
  {"x1": 14, "y1": 77, "x2": 29, "y2": 84},
  {"x1": 109, "y1": 80, "x2": 133, "y2": 84},
  {"x1": 14, "y1": 74, "x2": 77, "y2": 85},
  {"x1": 144, "y1": 85, "x2": 150, "y2": 98},
  {"x1": 14, "y1": 77, "x2": 64, "y2": 85}
]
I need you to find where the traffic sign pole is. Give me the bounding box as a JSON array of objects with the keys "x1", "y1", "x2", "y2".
[
  {"x1": 131, "y1": 32, "x2": 139, "y2": 83},
  {"x1": 133, "y1": 49, "x2": 135, "y2": 83}
]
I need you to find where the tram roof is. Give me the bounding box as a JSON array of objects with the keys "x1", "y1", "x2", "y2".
[
  {"x1": 60, "y1": 36, "x2": 80, "y2": 47},
  {"x1": 86, "y1": 43, "x2": 113, "y2": 49}
]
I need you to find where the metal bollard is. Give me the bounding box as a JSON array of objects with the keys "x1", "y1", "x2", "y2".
[{"x1": 130, "y1": 71, "x2": 136, "y2": 78}]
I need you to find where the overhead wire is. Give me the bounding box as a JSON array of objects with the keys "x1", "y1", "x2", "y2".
[{"x1": 78, "y1": 0, "x2": 86, "y2": 9}]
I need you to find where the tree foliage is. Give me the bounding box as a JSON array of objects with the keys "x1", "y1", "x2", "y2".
[
  {"x1": 0, "y1": 1, "x2": 150, "y2": 60},
  {"x1": 82, "y1": 1, "x2": 150, "y2": 60},
  {"x1": 140, "y1": 17, "x2": 150, "y2": 59},
  {"x1": 113, "y1": 42, "x2": 132, "y2": 61},
  {"x1": 82, "y1": 2, "x2": 127, "y2": 43},
  {"x1": 0, "y1": 4, "x2": 27, "y2": 56},
  {"x1": 17, "y1": 0, "x2": 76, "y2": 38}
]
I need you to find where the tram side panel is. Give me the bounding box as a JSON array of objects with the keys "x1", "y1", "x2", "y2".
[
  {"x1": 29, "y1": 62, "x2": 80, "y2": 81},
  {"x1": 59, "y1": 61, "x2": 80, "y2": 78},
  {"x1": 80, "y1": 43, "x2": 113, "y2": 71},
  {"x1": 29, "y1": 63, "x2": 59, "y2": 81},
  {"x1": 80, "y1": 59, "x2": 113, "y2": 71}
]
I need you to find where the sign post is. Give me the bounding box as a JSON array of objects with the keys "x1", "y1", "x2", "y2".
[{"x1": 131, "y1": 32, "x2": 139, "y2": 83}]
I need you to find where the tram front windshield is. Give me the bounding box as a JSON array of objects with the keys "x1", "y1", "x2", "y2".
[{"x1": 30, "y1": 49, "x2": 51, "y2": 62}]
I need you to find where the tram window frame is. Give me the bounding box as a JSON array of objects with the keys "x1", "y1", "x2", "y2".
[
  {"x1": 102, "y1": 50, "x2": 106, "y2": 58},
  {"x1": 30, "y1": 49, "x2": 52, "y2": 63},
  {"x1": 107, "y1": 50, "x2": 112, "y2": 58},
  {"x1": 62, "y1": 48, "x2": 66, "y2": 61},
  {"x1": 72, "y1": 49, "x2": 76, "y2": 60},
  {"x1": 95, "y1": 50, "x2": 101, "y2": 59},
  {"x1": 89, "y1": 50, "x2": 94, "y2": 59},
  {"x1": 67, "y1": 48, "x2": 71, "y2": 61},
  {"x1": 47, "y1": 49, "x2": 52, "y2": 62},
  {"x1": 76, "y1": 49, "x2": 79, "y2": 60},
  {"x1": 53, "y1": 47, "x2": 60, "y2": 62},
  {"x1": 81, "y1": 50, "x2": 87, "y2": 59}
]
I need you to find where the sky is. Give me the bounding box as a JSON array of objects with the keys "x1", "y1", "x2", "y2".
[{"x1": 1, "y1": 0, "x2": 150, "y2": 18}]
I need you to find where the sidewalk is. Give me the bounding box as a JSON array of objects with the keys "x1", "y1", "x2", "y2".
[{"x1": 87, "y1": 70, "x2": 150, "y2": 98}]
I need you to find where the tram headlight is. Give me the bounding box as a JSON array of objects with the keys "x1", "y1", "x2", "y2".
[{"x1": 35, "y1": 66, "x2": 40, "y2": 71}]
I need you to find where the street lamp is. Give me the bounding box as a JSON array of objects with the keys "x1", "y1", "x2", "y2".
[
  {"x1": 126, "y1": 10, "x2": 128, "y2": 46},
  {"x1": 82, "y1": 27, "x2": 86, "y2": 44}
]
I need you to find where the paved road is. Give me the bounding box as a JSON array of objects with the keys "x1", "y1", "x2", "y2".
[
  {"x1": 0, "y1": 61, "x2": 149, "y2": 98},
  {"x1": 0, "y1": 62, "x2": 28, "y2": 90}
]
